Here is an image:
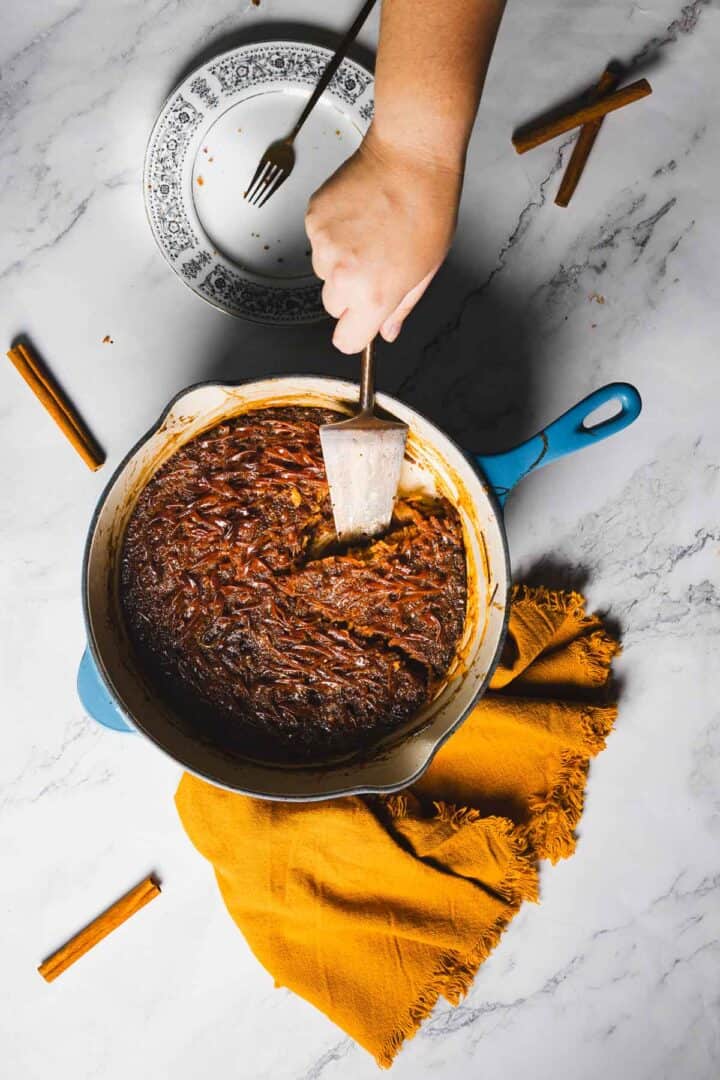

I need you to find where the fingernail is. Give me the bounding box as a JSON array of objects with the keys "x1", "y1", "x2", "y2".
[{"x1": 385, "y1": 323, "x2": 401, "y2": 342}]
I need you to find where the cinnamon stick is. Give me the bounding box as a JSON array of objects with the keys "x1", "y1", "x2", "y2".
[
  {"x1": 7, "y1": 342, "x2": 105, "y2": 471},
  {"x1": 38, "y1": 876, "x2": 160, "y2": 983},
  {"x1": 555, "y1": 66, "x2": 621, "y2": 207},
  {"x1": 512, "y1": 77, "x2": 652, "y2": 155}
]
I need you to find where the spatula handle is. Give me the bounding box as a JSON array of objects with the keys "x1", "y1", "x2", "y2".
[{"x1": 359, "y1": 340, "x2": 375, "y2": 414}]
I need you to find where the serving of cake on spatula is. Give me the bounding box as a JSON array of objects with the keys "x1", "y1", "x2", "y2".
[{"x1": 320, "y1": 340, "x2": 408, "y2": 543}]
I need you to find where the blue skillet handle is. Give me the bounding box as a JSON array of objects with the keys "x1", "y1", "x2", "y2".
[
  {"x1": 476, "y1": 382, "x2": 642, "y2": 506},
  {"x1": 77, "y1": 648, "x2": 135, "y2": 733}
]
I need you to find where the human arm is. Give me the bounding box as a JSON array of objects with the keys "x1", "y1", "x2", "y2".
[{"x1": 305, "y1": 0, "x2": 507, "y2": 354}]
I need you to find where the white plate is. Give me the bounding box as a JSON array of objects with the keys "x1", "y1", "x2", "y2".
[{"x1": 144, "y1": 41, "x2": 374, "y2": 324}]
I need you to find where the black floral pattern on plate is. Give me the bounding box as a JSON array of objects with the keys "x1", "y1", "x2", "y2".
[
  {"x1": 210, "y1": 43, "x2": 372, "y2": 106},
  {"x1": 189, "y1": 76, "x2": 219, "y2": 110},
  {"x1": 146, "y1": 95, "x2": 203, "y2": 261},
  {"x1": 199, "y1": 264, "x2": 325, "y2": 323}
]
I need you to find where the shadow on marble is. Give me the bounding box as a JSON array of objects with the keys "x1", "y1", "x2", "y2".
[
  {"x1": 516, "y1": 555, "x2": 590, "y2": 596},
  {"x1": 196, "y1": 254, "x2": 537, "y2": 468},
  {"x1": 169, "y1": 18, "x2": 376, "y2": 94},
  {"x1": 392, "y1": 256, "x2": 538, "y2": 458}
]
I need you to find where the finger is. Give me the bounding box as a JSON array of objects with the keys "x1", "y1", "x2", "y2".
[
  {"x1": 309, "y1": 241, "x2": 334, "y2": 282},
  {"x1": 305, "y1": 210, "x2": 335, "y2": 281},
  {"x1": 379, "y1": 268, "x2": 438, "y2": 343},
  {"x1": 321, "y1": 278, "x2": 347, "y2": 320},
  {"x1": 304, "y1": 196, "x2": 322, "y2": 237},
  {"x1": 332, "y1": 305, "x2": 386, "y2": 355},
  {"x1": 332, "y1": 271, "x2": 419, "y2": 353}
]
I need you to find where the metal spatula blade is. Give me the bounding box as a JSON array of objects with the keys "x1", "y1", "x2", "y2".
[{"x1": 320, "y1": 341, "x2": 408, "y2": 543}]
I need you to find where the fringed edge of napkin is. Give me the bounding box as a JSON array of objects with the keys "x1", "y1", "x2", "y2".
[
  {"x1": 375, "y1": 805, "x2": 538, "y2": 1067},
  {"x1": 511, "y1": 584, "x2": 621, "y2": 682},
  {"x1": 516, "y1": 701, "x2": 617, "y2": 863},
  {"x1": 512, "y1": 585, "x2": 621, "y2": 863},
  {"x1": 511, "y1": 583, "x2": 589, "y2": 618},
  {"x1": 374, "y1": 589, "x2": 621, "y2": 1066}
]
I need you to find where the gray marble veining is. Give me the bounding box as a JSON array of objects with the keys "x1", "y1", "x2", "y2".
[{"x1": 1, "y1": 1, "x2": 719, "y2": 1077}]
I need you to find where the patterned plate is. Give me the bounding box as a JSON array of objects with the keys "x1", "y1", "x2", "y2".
[{"x1": 144, "y1": 41, "x2": 374, "y2": 324}]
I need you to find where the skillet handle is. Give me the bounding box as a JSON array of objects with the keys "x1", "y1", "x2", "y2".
[
  {"x1": 78, "y1": 648, "x2": 135, "y2": 733},
  {"x1": 476, "y1": 383, "x2": 642, "y2": 506}
]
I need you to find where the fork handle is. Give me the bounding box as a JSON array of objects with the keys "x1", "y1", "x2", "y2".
[{"x1": 290, "y1": 0, "x2": 377, "y2": 140}]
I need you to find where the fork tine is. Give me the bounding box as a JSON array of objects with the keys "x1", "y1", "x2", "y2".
[
  {"x1": 248, "y1": 164, "x2": 273, "y2": 205},
  {"x1": 244, "y1": 162, "x2": 266, "y2": 202},
  {"x1": 250, "y1": 164, "x2": 280, "y2": 206},
  {"x1": 244, "y1": 158, "x2": 271, "y2": 202},
  {"x1": 254, "y1": 163, "x2": 281, "y2": 203},
  {"x1": 247, "y1": 160, "x2": 274, "y2": 203},
  {"x1": 257, "y1": 167, "x2": 288, "y2": 208}
]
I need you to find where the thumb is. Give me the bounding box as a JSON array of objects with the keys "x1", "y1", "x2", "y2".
[{"x1": 379, "y1": 267, "x2": 439, "y2": 343}]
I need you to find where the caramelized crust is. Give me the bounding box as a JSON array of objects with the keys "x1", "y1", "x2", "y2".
[{"x1": 121, "y1": 407, "x2": 466, "y2": 762}]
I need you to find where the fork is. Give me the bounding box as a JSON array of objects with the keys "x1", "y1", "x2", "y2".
[{"x1": 244, "y1": 0, "x2": 377, "y2": 208}]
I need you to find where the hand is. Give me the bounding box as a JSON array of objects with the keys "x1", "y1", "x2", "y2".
[{"x1": 305, "y1": 129, "x2": 462, "y2": 354}]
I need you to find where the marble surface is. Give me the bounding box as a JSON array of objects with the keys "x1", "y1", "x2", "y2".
[{"x1": 1, "y1": 0, "x2": 719, "y2": 1076}]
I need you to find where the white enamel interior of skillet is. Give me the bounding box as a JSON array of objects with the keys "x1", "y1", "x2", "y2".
[{"x1": 84, "y1": 378, "x2": 509, "y2": 798}]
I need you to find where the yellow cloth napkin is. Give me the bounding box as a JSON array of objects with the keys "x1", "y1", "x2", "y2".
[{"x1": 176, "y1": 586, "x2": 619, "y2": 1066}]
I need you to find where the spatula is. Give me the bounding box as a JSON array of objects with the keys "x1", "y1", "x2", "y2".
[{"x1": 320, "y1": 340, "x2": 408, "y2": 543}]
